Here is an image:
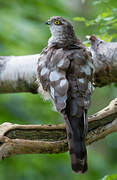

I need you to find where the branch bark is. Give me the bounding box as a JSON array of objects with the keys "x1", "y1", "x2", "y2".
[
  {"x1": 0, "y1": 55, "x2": 39, "y2": 94},
  {"x1": 0, "y1": 36, "x2": 117, "y2": 93},
  {"x1": 0, "y1": 98, "x2": 117, "y2": 159},
  {"x1": 89, "y1": 35, "x2": 117, "y2": 87}
]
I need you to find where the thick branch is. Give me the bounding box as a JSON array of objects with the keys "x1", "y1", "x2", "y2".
[
  {"x1": 0, "y1": 55, "x2": 39, "y2": 94},
  {"x1": 0, "y1": 36, "x2": 117, "y2": 93},
  {"x1": 0, "y1": 98, "x2": 117, "y2": 159},
  {"x1": 89, "y1": 35, "x2": 117, "y2": 87}
]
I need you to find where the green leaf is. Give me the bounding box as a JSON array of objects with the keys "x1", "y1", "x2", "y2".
[
  {"x1": 104, "y1": 17, "x2": 114, "y2": 21},
  {"x1": 95, "y1": 15, "x2": 102, "y2": 23},
  {"x1": 102, "y1": 174, "x2": 117, "y2": 180},
  {"x1": 73, "y1": 17, "x2": 86, "y2": 22}
]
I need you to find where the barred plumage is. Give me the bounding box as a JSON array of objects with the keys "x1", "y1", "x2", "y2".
[{"x1": 37, "y1": 16, "x2": 94, "y2": 173}]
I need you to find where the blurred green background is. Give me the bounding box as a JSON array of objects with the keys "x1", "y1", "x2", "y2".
[{"x1": 0, "y1": 0, "x2": 117, "y2": 179}]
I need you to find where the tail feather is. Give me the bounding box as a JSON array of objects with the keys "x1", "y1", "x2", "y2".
[
  {"x1": 68, "y1": 116, "x2": 88, "y2": 173},
  {"x1": 62, "y1": 104, "x2": 88, "y2": 173},
  {"x1": 71, "y1": 153, "x2": 87, "y2": 173}
]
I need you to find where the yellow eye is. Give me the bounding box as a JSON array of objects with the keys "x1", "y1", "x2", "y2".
[{"x1": 54, "y1": 20, "x2": 61, "y2": 25}]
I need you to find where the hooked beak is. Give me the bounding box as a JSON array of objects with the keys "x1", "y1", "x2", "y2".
[{"x1": 45, "y1": 20, "x2": 51, "y2": 25}]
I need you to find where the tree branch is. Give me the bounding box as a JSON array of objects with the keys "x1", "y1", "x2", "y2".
[
  {"x1": 89, "y1": 35, "x2": 117, "y2": 87},
  {"x1": 0, "y1": 55, "x2": 39, "y2": 94},
  {"x1": 0, "y1": 98, "x2": 117, "y2": 159},
  {"x1": 0, "y1": 36, "x2": 117, "y2": 94}
]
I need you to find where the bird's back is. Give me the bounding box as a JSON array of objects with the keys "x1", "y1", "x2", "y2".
[{"x1": 37, "y1": 43, "x2": 94, "y2": 173}]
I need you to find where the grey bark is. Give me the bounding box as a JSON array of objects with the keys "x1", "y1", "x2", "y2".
[
  {"x1": 89, "y1": 35, "x2": 117, "y2": 87},
  {"x1": 0, "y1": 55, "x2": 39, "y2": 93},
  {"x1": 0, "y1": 36, "x2": 117, "y2": 94}
]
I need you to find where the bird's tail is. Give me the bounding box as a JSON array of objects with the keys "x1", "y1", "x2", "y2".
[{"x1": 62, "y1": 107, "x2": 88, "y2": 173}]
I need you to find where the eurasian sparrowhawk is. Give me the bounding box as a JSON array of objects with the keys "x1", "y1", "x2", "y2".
[{"x1": 37, "y1": 16, "x2": 94, "y2": 173}]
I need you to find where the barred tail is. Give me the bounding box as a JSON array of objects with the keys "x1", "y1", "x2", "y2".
[
  {"x1": 63, "y1": 103, "x2": 88, "y2": 173},
  {"x1": 68, "y1": 114, "x2": 88, "y2": 173}
]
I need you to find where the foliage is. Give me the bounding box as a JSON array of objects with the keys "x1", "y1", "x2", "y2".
[
  {"x1": 0, "y1": 0, "x2": 117, "y2": 180},
  {"x1": 0, "y1": 0, "x2": 70, "y2": 55},
  {"x1": 102, "y1": 174, "x2": 117, "y2": 180},
  {"x1": 74, "y1": 0, "x2": 117, "y2": 42}
]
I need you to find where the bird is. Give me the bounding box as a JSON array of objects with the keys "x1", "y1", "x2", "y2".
[{"x1": 37, "y1": 16, "x2": 94, "y2": 173}]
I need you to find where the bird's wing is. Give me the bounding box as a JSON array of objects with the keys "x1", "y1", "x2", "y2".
[{"x1": 38, "y1": 46, "x2": 70, "y2": 112}]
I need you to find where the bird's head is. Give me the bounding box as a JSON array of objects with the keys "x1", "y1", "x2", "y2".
[{"x1": 46, "y1": 16, "x2": 76, "y2": 45}]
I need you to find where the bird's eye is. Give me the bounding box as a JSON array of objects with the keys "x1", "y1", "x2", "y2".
[{"x1": 54, "y1": 20, "x2": 61, "y2": 25}]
